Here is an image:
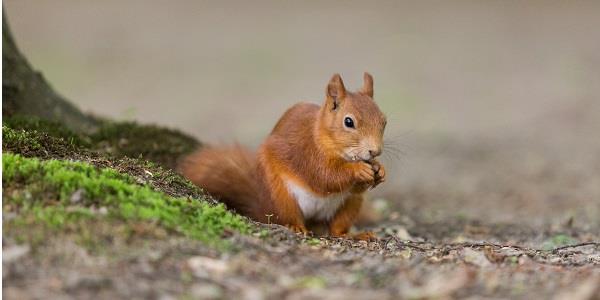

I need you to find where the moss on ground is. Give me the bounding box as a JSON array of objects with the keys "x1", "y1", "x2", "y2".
[
  {"x1": 541, "y1": 234, "x2": 579, "y2": 250},
  {"x1": 3, "y1": 115, "x2": 199, "y2": 169},
  {"x1": 3, "y1": 153, "x2": 250, "y2": 248},
  {"x1": 90, "y1": 122, "x2": 199, "y2": 169},
  {"x1": 3, "y1": 117, "x2": 206, "y2": 200},
  {"x1": 3, "y1": 115, "x2": 252, "y2": 250},
  {"x1": 2, "y1": 125, "x2": 82, "y2": 159},
  {"x1": 3, "y1": 115, "x2": 91, "y2": 148}
]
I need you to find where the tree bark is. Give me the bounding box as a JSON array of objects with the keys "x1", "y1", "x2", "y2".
[{"x1": 2, "y1": 10, "x2": 99, "y2": 132}]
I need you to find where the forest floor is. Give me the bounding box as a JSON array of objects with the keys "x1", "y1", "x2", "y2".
[{"x1": 2, "y1": 116, "x2": 599, "y2": 300}]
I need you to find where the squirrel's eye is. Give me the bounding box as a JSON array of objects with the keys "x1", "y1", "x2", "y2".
[{"x1": 344, "y1": 117, "x2": 355, "y2": 128}]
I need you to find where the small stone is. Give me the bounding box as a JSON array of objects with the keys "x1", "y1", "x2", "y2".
[
  {"x1": 462, "y1": 248, "x2": 491, "y2": 267},
  {"x1": 70, "y1": 188, "x2": 85, "y2": 204},
  {"x1": 496, "y1": 247, "x2": 523, "y2": 257},
  {"x1": 2, "y1": 244, "x2": 30, "y2": 264},
  {"x1": 158, "y1": 294, "x2": 175, "y2": 300},
  {"x1": 187, "y1": 256, "x2": 228, "y2": 278},
  {"x1": 97, "y1": 206, "x2": 108, "y2": 215},
  {"x1": 190, "y1": 283, "x2": 223, "y2": 299},
  {"x1": 395, "y1": 227, "x2": 412, "y2": 240},
  {"x1": 399, "y1": 249, "x2": 412, "y2": 259},
  {"x1": 239, "y1": 286, "x2": 265, "y2": 300}
]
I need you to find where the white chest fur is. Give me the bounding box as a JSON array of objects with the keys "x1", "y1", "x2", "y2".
[{"x1": 285, "y1": 179, "x2": 349, "y2": 221}]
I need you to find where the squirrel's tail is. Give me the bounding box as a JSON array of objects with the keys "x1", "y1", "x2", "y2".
[{"x1": 179, "y1": 144, "x2": 259, "y2": 218}]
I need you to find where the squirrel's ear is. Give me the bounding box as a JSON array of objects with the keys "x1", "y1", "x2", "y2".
[
  {"x1": 326, "y1": 74, "x2": 346, "y2": 109},
  {"x1": 360, "y1": 72, "x2": 374, "y2": 98}
]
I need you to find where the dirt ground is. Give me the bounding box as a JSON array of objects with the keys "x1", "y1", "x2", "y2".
[
  {"x1": 4, "y1": 224, "x2": 599, "y2": 299},
  {"x1": 3, "y1": 2, "x2": 600, "y2": 299}
]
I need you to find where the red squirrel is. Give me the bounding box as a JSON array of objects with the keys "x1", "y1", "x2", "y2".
[{"x1": 180, "y1": 73, "x2": 386, "y2": 240}]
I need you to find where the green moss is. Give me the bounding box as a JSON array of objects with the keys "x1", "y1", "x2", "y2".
[
  {"x1": 541, "y1": 234, "x2": 579, "y2": 250},
  {"x1": 256, "y1": 229, "x2": 270, "y2": 239},
  {"x1": 3, "y1": 116, "x2": 199, "y2": 169},
  {"x1": 2, "y1": 125, "x2": 43, "y2": 151},
  {"x1": 2, "y1": 125, "x2": 83, "y2": 159},
  {"x1": 3, "y1": 115, "x2": 90, "y2": 147},
  {"x1": 306, "y1": 238, "x2": 322, "y2": 246},
  {"x1": 294, "y1": 276, "x2": 327, "y2": 289},
  {"x1": 90, "y1": 122, "x2": 199, "y2": 169},
  {"x1": 3, "y1": 153, "x2": 251, "y2": 248},
  {"x1": 2, "y1": 116, "x2": 237, "y2": 250},
  {"x1": 3, "y1": 122, "x2": 210, "y2": 206}
]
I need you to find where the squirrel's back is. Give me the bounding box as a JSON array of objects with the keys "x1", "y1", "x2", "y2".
[{"x1": 263, "y1": 102, "x2": 320, "y2": 168}]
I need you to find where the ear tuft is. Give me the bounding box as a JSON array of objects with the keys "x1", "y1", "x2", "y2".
[{"x1": 361, "y1": 72, "x2": 374, "y2": 98}]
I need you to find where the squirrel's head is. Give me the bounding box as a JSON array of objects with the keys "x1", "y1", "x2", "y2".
[{"x1": 318, "y1": 72, "x2": 387, "y2": 162}]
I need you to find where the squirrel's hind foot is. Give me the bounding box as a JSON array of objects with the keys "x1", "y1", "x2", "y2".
[{"x1": 286, "y1": 224, "x2": 309, "y2": 235}]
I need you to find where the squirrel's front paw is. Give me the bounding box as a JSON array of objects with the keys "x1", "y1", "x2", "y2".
[
  {"x1": 353, "y1": 161, "x2": 376, "y2": 184},
  {"x1": 370, "y1": 160, "x2": 386, "y2": 188}
]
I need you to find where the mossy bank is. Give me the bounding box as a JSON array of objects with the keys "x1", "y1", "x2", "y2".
[{"x1": 2, "y1": 116, "x2": 253, "y2": 250}]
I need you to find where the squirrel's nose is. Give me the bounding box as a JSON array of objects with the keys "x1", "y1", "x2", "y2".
[{"x1": 369, "y1": 148, "x2": 382, "y2": 158}]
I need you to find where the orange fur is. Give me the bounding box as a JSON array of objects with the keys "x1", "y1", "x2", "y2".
[
  {"x1": 180, "y1": 73, "x2": 386, "y2": 239},
  {"x1": 329, "y1": 194, "x2": 365, "y2": 236},
  {"x1": 179, "y1": 144, "x2": 259, "y2": 218}
]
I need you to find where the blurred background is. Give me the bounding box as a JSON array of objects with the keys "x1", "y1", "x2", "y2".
[{"x1": 5, "y1": 1, "x2": 600, "y2": 228}]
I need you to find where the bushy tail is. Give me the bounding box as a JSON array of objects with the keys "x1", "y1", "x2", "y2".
[{"x1": 179, "y1": 144, "x2": 259, "y2": 218}]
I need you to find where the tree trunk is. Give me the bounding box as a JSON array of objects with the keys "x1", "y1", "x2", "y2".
[{"x1": 2, "y1": 10, "x2": 99, "y2": 132}]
